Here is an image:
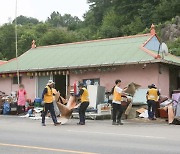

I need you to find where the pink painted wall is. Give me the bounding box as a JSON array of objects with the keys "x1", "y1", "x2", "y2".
[
  {"x1": 0, "y1": 76, "x2": 36, "y2": 100},
  {"x1": 70, "y1": 64, "x2": 170, "y2": 96},
  {"x1": 0, "y1": 78, "x2": 12, "y2": 95},
  {"x1": 0, "y1": 64, "x2": 170, "y2": 101},
  {"x1": 157, "y1": 64, "x2": 169, "y2": 97},
  {"x1": 21, "y1": 76, "x2": 36, "y2": 100}
]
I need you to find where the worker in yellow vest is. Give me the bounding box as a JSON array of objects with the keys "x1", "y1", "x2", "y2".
[
  {"x1": 146, "y1": 84, "x2": 160, "y2": 120},
  {"x1": 112, "y1": 79, "x2": 124, "y2": 125},
  {"x1": 76, "y1": 83, "x2": 89, "y2": 125},
  {"x1": 41, "y1": 80, "x2": 61, "y2": 126}
]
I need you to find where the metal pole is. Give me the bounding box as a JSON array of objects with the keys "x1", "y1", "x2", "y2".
[
  {"x1": 15, "y1": 0, "x2": 20, "y2": 84},
  {"x1": 66, "y1": 74, "x2": 68, "y2": 97},
  {"x1": 158, "y1": 37, "x2": 162, "y2": 56}
]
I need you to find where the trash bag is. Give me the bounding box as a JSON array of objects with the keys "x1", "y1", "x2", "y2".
[
  {"x1": 3, "y1": 102, "x2": 11, "y2": 115},
  {"x1": 34, "y1": 98, "x2": 42, "y2": 107}
]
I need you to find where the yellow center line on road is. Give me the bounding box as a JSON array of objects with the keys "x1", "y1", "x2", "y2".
[{"x1": 0, "y1": 143, "x2": 97, "y2": 154}]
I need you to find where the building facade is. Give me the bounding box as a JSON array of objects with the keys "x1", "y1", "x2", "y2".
[{"x1": 0, "y1": 26, "x2": 179, "y2": 101}]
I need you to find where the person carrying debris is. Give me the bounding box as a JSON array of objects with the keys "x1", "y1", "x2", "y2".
[
  {"x1": 41, "y1": 80, "x2": 61, "y2": 126},
  {"x1": 146, "y1": 84, "x2": 160, "y2": 120},
  {"x1": 76, "y1": 83, "x2": 89, "y2": 125},
  {"x1": 111, "y1": 80, "x2": 124, "y2": 125},
  {"x1": 52, "y1": 87, "x2": 60, "y2": 117},
  {"x1": 17, "y1": 84, "x2": 27, "y2": 115}
]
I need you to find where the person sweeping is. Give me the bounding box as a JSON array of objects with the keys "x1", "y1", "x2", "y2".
[{"x1": 41, "y1": 80, "x2": 61, "y2": 126}]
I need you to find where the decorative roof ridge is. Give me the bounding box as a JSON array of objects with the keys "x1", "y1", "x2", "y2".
[
  {"x1": 140, "y1": 45, "x2": 159, "y2": 59},
  {"x1": 140, "y1": 34, "x2": 161, "y2": 59},
  {"x1": 165, "y1": 53, "x2": 180, "y2": 60},
  {"x1": 0, "y1": 60, "x2": 7, "y2": 62},
  {"x1": 34, "y1": 33, "x2": 151, "y2": 49},
  {"x1": 0, "y1": 58, "x2": 16, "y2": 66},
  {"x1": 143, "y1": 34, "x2": 158, "y2": 46},
  {"x1": 160, "y1": 59, "x2": 180, "y2": 66},
  {"x1": 0, "y1": 60, "x2": 7, "y2": 65},
  {"x1": 141, "y1": 34, "x2": 180, "y2": 60},
  {"x1": 0, "y1": 33, "x2": 151, "y2": 69}
]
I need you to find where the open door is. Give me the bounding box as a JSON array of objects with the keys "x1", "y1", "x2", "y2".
[
  {"x1": 54, "y1": 75, "x2": 66, "y2": 98},
  {"x1": 169, "y1": 66, "x2": 179, "y2": 95}
]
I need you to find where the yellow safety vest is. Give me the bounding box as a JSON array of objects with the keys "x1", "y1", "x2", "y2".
[
  {"x1": 44, "y1": 86, "x2": 53, "y2": 103},
  {"x1": 147, "y1": 88, "x2": 158, "y2": 101},
  {"x1": 113, "y1": 87, "x2": 122, "y2": 101},
  {"x1": 80, "y1": 87, "x2": 89, "y2": 103}
]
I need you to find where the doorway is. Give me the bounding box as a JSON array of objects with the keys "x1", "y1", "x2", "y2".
[
  {"x1": 38, "y1": 76, "x2": 50, "y2": 98},
  {"x1": 169, "y1": 66, "x2": 179, "y2": 95},
  {"x1": 54, "y1": 75, "x2": 66, "y2": 98}
]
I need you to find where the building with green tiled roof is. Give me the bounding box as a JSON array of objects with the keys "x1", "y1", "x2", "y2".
[{"x1": 0, "y1": 27, "x2": 179, "y2": 101}]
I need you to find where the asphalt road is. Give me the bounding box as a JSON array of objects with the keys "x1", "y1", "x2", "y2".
[{"x1": 0, "y1": 116, "x2": 180, "y2": 154}]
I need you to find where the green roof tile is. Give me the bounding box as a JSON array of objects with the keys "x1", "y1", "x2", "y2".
[{"x1": 0, "y1": 34, "x2": 179, "y2": 73}]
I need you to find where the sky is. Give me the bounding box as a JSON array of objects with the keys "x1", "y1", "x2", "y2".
[{"x1": 0, "y1": 0, "x2": 89, "y2": 25}]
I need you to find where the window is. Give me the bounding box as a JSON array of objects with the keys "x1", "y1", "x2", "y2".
[
  {"x1": 83, "y1": 78, "x2": 100, "y2": 86},
  {"x1": 12, "y1": 76, "x2": 22, "y2": 84}
]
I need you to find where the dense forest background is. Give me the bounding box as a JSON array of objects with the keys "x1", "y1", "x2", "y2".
[{"x1": 0, "y1": 0, "x2": 179, "y2": 60}]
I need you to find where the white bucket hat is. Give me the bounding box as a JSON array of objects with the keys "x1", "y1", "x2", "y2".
[{"x1": 47, "y1": 80, "x2": 55, "y2": 85}]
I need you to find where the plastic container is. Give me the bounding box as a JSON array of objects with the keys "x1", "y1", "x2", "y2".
[
  {"x1": 3, "y1": 102, "x2": 11, "y2": 115},
  {"x1": 34, "y1": 98, "x2": 42, "y2": 107}
]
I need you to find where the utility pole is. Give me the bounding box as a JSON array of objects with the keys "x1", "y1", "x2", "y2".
[{"x1": 15, "y1": 0, "x2": 20, "y2": 84}]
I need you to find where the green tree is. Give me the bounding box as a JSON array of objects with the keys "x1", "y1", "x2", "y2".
[
  {"x1": 87, "y1": 0, "x2": 113, "y2": 26},
  {"x1": 153, "y1": 0, "x2": 180, "y2": 23},
  {"x1": 13, "y1": 15, "x2": 39, "y2": 25},
  {"x1": 17, "y1": 31, "x2": 37, "y2": 55},
  {"x1": 100, "y1": 9, "x2": 120, "y2": 38},
  {"x1": 1, "y1": 0, "x2": 180, "y2": 60},
  {"x1": 39, "y1": 28, "x2": 82, "y2": 45},
  {"x1": 168, "y1": 38, "x2": 180, "y2": 56},
  {"x1": 47, "y1": 11, "x2": 63, "y2": 27},
  {"x1": 46, "y1": 12, "x2": 81, "y2": 30},
  {"x1": 62, "y1": 14, "x2": 81, "y2": 30},
  {"x1": 0, "y1": 24, "x2": 16, "y2": 59}
]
